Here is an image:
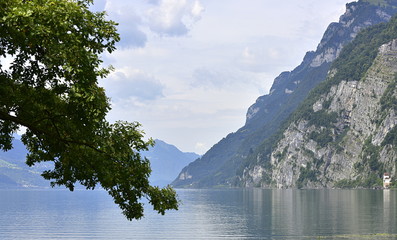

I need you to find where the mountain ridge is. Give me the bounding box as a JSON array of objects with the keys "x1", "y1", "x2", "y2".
[
  {"x1": 241, "y1": 16, "x2": 397, "y2": 188},
  {"x1": 173, "y1": 0, "x2": 397, "y2": 188},
  {"x1": 143, "y1": 139, "x2": 199, "y2": 187}
]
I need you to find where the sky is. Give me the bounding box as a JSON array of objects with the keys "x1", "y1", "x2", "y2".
[{"x1": 93, "y1": 0, "x2": 351, "y2": 155}]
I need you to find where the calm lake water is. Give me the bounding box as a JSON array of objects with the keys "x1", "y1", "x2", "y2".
[{"x1": 0, "y1": 188, "x2": 396, "y2": 239}]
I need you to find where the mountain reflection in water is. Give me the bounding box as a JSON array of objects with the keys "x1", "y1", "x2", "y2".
[{"x1": 0, "y1": 188, "x2": 396, "y2": 239}]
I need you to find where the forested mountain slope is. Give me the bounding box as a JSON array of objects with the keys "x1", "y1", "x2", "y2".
[
  {"x1": 173, "y1": 0, "x2": 397, "y2": 188},
  {"x1": 241, "y1": 12, "x2": 397, "y2": 189}
]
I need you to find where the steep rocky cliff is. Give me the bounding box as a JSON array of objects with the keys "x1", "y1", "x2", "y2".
[
  {"x1": 241, "y1": 15, "x2": 397, "y2": 189},
  {"x1": 173, "y1": 0, "x2": 397, "y2": 188}
]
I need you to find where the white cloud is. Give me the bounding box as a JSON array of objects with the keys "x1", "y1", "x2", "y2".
[
  {"x1": 105, "y1": 85, "x2": 259, "y2": 155},
  {"x1": 97, "y1": 0, "x2": 204, "y2": 48},
  {"x1": 191, "y1": 68, "x2": 232, "y2": 89},
  {"x1": 191, "y1": 1, "x2": 204, "y2": 17},
  {"x1": 97, "y1": 0, "x2": 350, "y2": 154},
  {"x1": 103, "y1": 1, "x2": 147, "y2": 48},
  {"x1": 102, "y1": 69, "x2": 165, "y2": 102},
  {"x1": 191, "y1": 67, "x2": 262, "y2": 90},
  {"x1": 145, "y1": 0, "x2": 204, "y2": 36},
  {"x1": 236, "y1": 38, "x2": 302, "y2": 73}
]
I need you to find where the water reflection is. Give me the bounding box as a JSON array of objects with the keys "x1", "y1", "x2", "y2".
[
  {"x1": 175, "y1": 189, "x2": 397, "y2": 239},
  {"x1": 236, "y1": 189, "x2": 397, "y2": 239},
  {"x1": 0, "y1": 189, "x2": 396, "y2": 239}
]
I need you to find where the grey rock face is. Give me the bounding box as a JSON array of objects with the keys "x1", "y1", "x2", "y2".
[{"x1": 243, "y1": 39, "x2": 397, "y2": 188}]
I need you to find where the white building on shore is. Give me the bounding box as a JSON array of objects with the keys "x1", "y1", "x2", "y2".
[{"x1": 383, "y1": 173, "x2": 391, "y2": 189}]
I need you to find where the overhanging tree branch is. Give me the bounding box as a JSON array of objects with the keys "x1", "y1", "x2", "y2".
[{"x1": 0, "y1": 0, "x2": 178, "y2": 220}]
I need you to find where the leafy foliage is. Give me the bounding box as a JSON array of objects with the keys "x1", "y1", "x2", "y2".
[
  {"x1": 0, "y1": 0, "x2": 178, "y2": 220},
  {"x1": 382, "y1": 125, "x2": 397, "y2": 151},
  {"x1": 331, "y1": 24, "x2": 387, "y2": 82},
  {"x1": 307, "y1": 110, "x2": 338, "y2": 128},
  {"x1": 363, "y1": 0, "x2": 397, "y2": 8},
  {"x1": 240, "y1": 8, "x2": 397, "y2": 189},
  {"x1": 308, "y1": 128, "x2": 333, "y2": 148},
  {"x1": 290, "y1": 14, "x2": 397, "y2": 126},
  {"x1": 380, "y1": 74, "x2": 397, "y2": 112},
  {"x1": 346, "y1": 136, "x2": 385, "y2": 188},
  {"x1": 334, "y1": 174, "x2": 383, "y2": 188},
  {"x1": 296, "y1": 163, "x2": 320, "y2": 189},
  {"x1": 361, "y1": 137, "x2": 382, "y2": 172}
]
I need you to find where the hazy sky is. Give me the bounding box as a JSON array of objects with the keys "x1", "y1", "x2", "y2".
[{"x1": 94, "y1": 0, "x2": 350, "y2": 154}]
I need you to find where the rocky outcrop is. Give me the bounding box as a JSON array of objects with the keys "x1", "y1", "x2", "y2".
[
  {"x1": 309, "y1": 46, "x2": 342, "y2": 67},
  {"x1": 242, "y1": 37, "x2": 397, "y2": 189},
  {"x1": 246, "y1": 0, "x2": 396, "y2": 126}
]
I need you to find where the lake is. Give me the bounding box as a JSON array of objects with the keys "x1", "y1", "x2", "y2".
[{"x1": 0, "y1": 188, "x2": 396, "y2": 239}]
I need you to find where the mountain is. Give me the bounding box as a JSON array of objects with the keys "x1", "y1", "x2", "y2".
[
  {"x1": 241, "y1": 13, "x2": 397, "y2": 189},
  {"x1": 142, "y1": 140, "x2": 200, "y2": 187},
  {"x1": 0, "y1": 137, "x2": 51, "y2": 188},
  {"x1": 0, "y1": 138, "x2": 198, "y2": 188},
  {"x1": 173, "y1": 0, "x2": 397, "y2": 188}
]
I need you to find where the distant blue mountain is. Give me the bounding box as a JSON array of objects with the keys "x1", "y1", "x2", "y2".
[
  {"x1": 0, "y1": 137, "x2": 50, "y2": 188},
  {"x1": 0, "y1": 138, "x2": 198, "y2": 188},
  {"x1": 142, "y1": 139, "x2": 200, "y2": 187}
]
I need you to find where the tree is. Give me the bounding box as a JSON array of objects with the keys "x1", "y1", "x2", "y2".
[{"x1": 0, "y1": 0, "x2": 178, "y2": 220}]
